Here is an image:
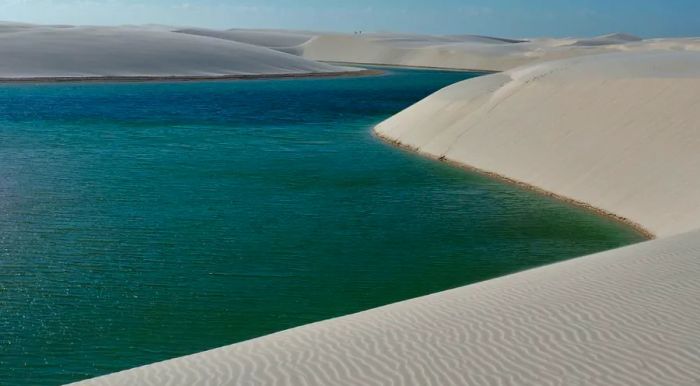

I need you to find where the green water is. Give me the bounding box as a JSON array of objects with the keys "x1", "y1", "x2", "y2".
[{"x1": 0, "y1": 67, "x2": 644, "y2": 385}]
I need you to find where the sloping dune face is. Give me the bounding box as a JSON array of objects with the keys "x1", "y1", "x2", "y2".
[
  {"x1": 175, "y1": 28, "x2": 315, "y2": 55},
  {"x1": 72, "y1": 228, "x2": 700, "y2": 386},
  {"x1": 0, "y1": 24, "x2": 349, "y2": 79},
  {"x1": 377, "y1": 51, "x2": 700, "y2": 237},
  {"x1": 571, "y1": 33, "x2": 643, "y2": 46}
]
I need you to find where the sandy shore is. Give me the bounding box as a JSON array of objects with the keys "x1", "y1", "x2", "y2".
[
  {"x1": 375, "y1": 51, "x2": 700, "y2": 238},
  {"x1": 0, "y1": 69, "x2": 381, "y2": 84},
  {"x1": 373, "y1": 130, "x2": 655, "y2": 240},
  {"x1": 21, "y1": 26, "x2": 694, "y2": 385}
]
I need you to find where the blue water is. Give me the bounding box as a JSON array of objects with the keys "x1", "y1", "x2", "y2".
[{"x1": 0, "y1": 67, "x2": 644, "y2": 385}]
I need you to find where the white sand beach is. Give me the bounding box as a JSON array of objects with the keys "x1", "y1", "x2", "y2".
[{"x1": 42, "y1": 26, "x2": 700, "y2": 385}]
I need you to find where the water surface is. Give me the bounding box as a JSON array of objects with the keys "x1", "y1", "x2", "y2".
[{"x1": 0, "y1": 68, "x2": 644, "y2": 385}]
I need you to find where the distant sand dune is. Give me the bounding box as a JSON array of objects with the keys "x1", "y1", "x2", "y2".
[
  {"x1": 175, "y1": 28, "x2": 316, "y2": 55},
  {"x1": 169, "y1": 27, "x2": 700, "y2": 73},
  {"x1": 298, "y1": 32, "x2": 700, "y2": 72},
  {"x1": 0, "y1": 23, "x2": 357, "y2": 80},
  {"x1": 570, "y1": 33, "x2": 643, "y2": 46}
]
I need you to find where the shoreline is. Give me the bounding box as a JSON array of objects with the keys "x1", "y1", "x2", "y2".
[
  {"x1": 0, "y1": 69, "x2": 383, "y2": 84},
  {"x1": 372, "y1": 128, "x2": 655, "y2": 240},
  {"x1": 322, "y1": 61, "x2": 500, "y2": 74}
]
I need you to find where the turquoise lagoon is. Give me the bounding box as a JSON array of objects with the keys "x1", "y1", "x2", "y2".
[{"x1": 0, "y1": 68, "x2": 644, "y2": 385}]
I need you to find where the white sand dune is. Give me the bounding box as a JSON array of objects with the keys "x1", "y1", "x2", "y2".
[
  {"x1": 171, "y1": 28, "x2": 545, "y2": 70},
  {"x1": 169, "y1": 28, "x2": 700, "y2": 73},
  {"x1": 570, "y1": 33, "x2": 643, "y2": 46},
  {"x1": 0, "y1": 23, "x2": 356, "y2": 80},
  {"x1": 298, "y1": 32, "x2": 700, "y2": 71},
  {"x1": 72, "y1": 229, "x2": 700, "y2": 386},
  {"x1": 446, "y1": 34, "x2": 527, "y2": 44},
  {"x1": 376, "y1": 51, "x2": 700, "y2": 237},
  {"x1": 175, "y1": 28, "x2": 316, "y2": 55},
  {"x1": 300, "y1": 34, "x2": 538, "y2": 71},
  {"x1": 59, "y1": 28, "x2": 700, "y2": 385}
]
